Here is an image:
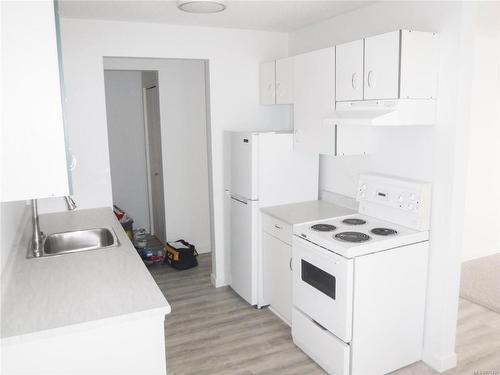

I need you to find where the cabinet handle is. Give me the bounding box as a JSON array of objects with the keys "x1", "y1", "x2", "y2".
[
  {"x1": 274, "y1": 224, "x2": 282, "y2": 230},
  {"x1": 351, "y1": 72, "x2": 358, "y2": 89},
  {"x1": 289, "y1": 257, "x2": 293, "y2": 271},
  {"x1": 367, "y1": 70, "x2": 375, "y2": 88}
]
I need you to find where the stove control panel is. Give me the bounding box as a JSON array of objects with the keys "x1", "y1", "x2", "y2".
[{"x1": 356, "y1": 173, "x2": 432, "y2": 231}]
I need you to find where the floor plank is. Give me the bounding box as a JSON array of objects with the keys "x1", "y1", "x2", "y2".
[{"x1": 148, "y1": 254, "x2": 500, "y2": 375}]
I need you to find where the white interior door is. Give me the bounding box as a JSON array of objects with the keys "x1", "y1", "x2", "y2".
[{"x1": 144, "y1": 85, "x2": 166, "y2": 242}]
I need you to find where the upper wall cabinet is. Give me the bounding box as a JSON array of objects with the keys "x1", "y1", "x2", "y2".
[
  {"x1": 293, "y1": 47, "x2": 371, "y2": 156},
  {"x1": 293, "y1": 47, "x2": 336, "y2": 155},
  {"x1": 275, "y1": 57, "x2": 294, "y2": 104},
  {"x1": 1, "y1": 1, "x2": 69, "y2": 202},
  {"x1": 260, "y1": 61, "x2": 276, "y2": 105},
  {"x1": 336, "y1": 30, "x2": 438, "y2": 103},
  {"x1": 335, "y1": 39, "x2": 364, "y2": 101},
  {"x1": 333, "y1": 30, "x2": 438, "y2": 126},
  {"x1": 363, "y1": 31, "x2": 400, "y2": 100},
  {"x1": 259, "y1": 57, "x2": 293, "y2": 105}
]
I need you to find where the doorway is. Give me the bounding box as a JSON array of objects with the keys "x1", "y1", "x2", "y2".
[{"x1": 103, "y1": 58, "x2": 213, "y2": 258}]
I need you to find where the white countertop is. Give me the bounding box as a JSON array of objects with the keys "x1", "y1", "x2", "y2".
[
  {"x1": 260, "y1": 200, "x2": 356, "y2": 225},
  {"x1": 1, "y1": 207, "x2": 170, "y2": 340}
]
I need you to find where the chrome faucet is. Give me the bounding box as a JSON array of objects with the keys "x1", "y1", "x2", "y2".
[
  {"x1": 64, "y1": 196, "x2": 77, "y2": 210},
  {"x1": 31, "y1": 199, "x2": 43, "y2": 258},
  {"x1": 30, "y1": 196, "x2": 77, "y2": 257}
]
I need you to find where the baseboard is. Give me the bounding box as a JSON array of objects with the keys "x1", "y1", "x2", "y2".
[
  {"x1": 210, "y1": 273, "x2": 229, "y2": 288},
  {"x1": 196, "y1": 244, "x2": 211, "y2": 254},
  {"x1": 422, "y1": 351, "x2": 457, "y2": 372}
]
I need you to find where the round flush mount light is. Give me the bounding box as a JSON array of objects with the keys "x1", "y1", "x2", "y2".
[{"x1": 177, "y1": 0, "x2": 226, "y2": 13}]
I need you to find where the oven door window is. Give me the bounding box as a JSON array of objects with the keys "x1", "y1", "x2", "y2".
[{"x1": 301, "y1": 260, "x2": 336, "y2": 299}]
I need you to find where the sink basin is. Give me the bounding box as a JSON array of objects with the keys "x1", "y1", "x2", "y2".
[{"x1": 40, "y1": 228, "x2": 119, "y2": 256}]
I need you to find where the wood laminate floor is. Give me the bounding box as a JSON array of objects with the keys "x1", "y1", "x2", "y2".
[{"x1": 148, "y1": 254, "x2": 500, "y2": 375}]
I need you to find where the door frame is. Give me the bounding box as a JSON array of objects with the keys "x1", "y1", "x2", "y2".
[
  {"x1": 103, "y1": 57, "x2": 216, "y2": 283},
  {"x1": 142, "y1": 83, "x2": 156, "y2": 235}
]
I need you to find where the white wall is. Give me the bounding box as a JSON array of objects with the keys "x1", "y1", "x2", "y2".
[
  {"x1": 104, "y1": 58, "x2": 212, "y2": 254},
  {"x1": 48, "y1": 19, "x2": 290, "y2": 285},
  {"x1": 461, "y1": 4, "x2": 500, "y2": 262},
  {"x1": 289, "y1": 1, "x2": 473, "y2": 372},
  {"x1": 103, "y1": 70, "x2": 150, "y2": 230}
]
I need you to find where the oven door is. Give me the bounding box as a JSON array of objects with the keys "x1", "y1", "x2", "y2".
[{"x1": 292, "y1": 235, "x2": 354, "y2": 343}]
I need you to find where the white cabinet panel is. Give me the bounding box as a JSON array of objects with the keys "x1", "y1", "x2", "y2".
[
  {"x1": 364, "y1": 31, "x2": 400, "y2": 100},
  {"x1": 259, "y1": 61, "x2": 276, "y2": 105},
  {"x1": 276, "y1": 57, "x2": 294, "y2": 104},
  {"x1": 1, "y1": 1, "x2": 69, "y2": 201},
  {"x1": 262, "y1": 230, "x2": 292, "y2": 324},
  {"x1": 400, "y1": 30, "x2": 439, "y2": 99},
  {"x1": 293, "y1": 47, "x2": 336, "y2": 155},
  {"x1": 336, "y1": 39, "x2": 364, "y2": 101}
]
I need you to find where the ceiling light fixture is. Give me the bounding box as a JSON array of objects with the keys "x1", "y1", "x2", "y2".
[{"x1": 177, "y1": 0, "x2": 226, "y2": 13}]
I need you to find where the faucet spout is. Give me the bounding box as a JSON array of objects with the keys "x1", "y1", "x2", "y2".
[
  {"x1": 65, "y1": 196, "x2": 77, "y2": 210},
  {"x1": 31, "y1": 199, "x2": 43, "y2": 258}
]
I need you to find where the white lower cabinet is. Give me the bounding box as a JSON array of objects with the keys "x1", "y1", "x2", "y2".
[
  {"x1": 262, "y1": 215, "x2": 293, "y2": 324},
  {"x1": 1, "y1": 313, "x2": 167, "y2": 375}
]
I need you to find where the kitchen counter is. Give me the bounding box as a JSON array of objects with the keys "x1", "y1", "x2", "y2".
[
  {"x1": 1, "y1": 207, "x2": 170, "y2": 341},
  {"x1": 260, "y1": 200, "x2": 355, "y2": 225}
]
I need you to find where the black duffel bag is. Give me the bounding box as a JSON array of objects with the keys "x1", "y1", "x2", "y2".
[{"x1": 164, "y1": 240, "x2": 198, "y2": 270}]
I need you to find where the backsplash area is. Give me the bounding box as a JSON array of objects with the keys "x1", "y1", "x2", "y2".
[{"x1": 1, "y1": 200, "x2": 31, "y2": 281}]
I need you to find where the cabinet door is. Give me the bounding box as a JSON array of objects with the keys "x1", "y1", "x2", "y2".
[
  {"x1": 293, "y1": 47, "x2": 336, "y2": 155},
  {"x1": 263, "y1": 232, "x2": 292, "y2": 324},
  {"x1": 336, "y1": 39, "x2": 364, "y2": 101},
  {"x1": 1, "y1": 1, "x2": 69, "y2": 202},
  {"x1": 259, "y1": 61, "x2": 276, "y2": 105},
  {"x1": 276, "y1": 57, "x2": 293, "y2": 104},
  {"x1": 364, "y1": 31, "x2": 400, "y2": 100}
]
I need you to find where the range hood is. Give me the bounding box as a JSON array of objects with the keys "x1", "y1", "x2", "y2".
[{"x1": 324, "y1": 99, "x2": 436, "y2": 126}]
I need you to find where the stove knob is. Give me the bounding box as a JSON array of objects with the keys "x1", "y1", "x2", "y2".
[
  {"x1": 409, "y1": 193, "x2": 416, "y2": 201},
  {"x1": 360, "y1": 192, "x2": 366, "y2": 199},
  {"x1": 360, "y1": 184, "x2": 367, "y2": 191},
  {"x1": 398, "y1": 195, "x2": 404, "y2": 202},
  {"x1": 408, "y1": 203, "x2": 414, "y2": 210}
]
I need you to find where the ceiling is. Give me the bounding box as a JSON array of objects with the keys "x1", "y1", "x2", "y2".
[{"x1": 58, "y1": 0, "x2": 374, "y2": 32}]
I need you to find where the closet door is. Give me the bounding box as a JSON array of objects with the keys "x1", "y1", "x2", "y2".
[
  {"x1": 364, "y1": 31, "x2": 400, "y2": 100},
  {"x1": 336, "y1": 39, "x2": 364, "y2": 101}
]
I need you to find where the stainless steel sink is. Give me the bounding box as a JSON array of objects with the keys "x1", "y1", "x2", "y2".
[{"x1": 29, "y1": 228, "x2": 119, "y2": 258}]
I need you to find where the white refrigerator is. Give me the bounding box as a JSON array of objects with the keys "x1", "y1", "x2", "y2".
[{"x1": 227, "y1": 131, "x2": 319, "y2": 307}]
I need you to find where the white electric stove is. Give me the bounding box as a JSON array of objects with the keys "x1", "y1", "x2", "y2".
[{"x1": 291, "y1": 173, "x2": 432, "y2": 375}]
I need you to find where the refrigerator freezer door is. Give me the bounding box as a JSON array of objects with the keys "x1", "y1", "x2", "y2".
[
  {"x1": 230, "y1": 132, "x2": 259, "y2": 200},
  {"x1": 230, "y1": 195, "x2": 259, "y2": 305}
]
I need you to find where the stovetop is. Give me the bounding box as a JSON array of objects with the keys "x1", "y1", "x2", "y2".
[{"x1": 293, "y1": 214, "x2": 429, "y2": 258}]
